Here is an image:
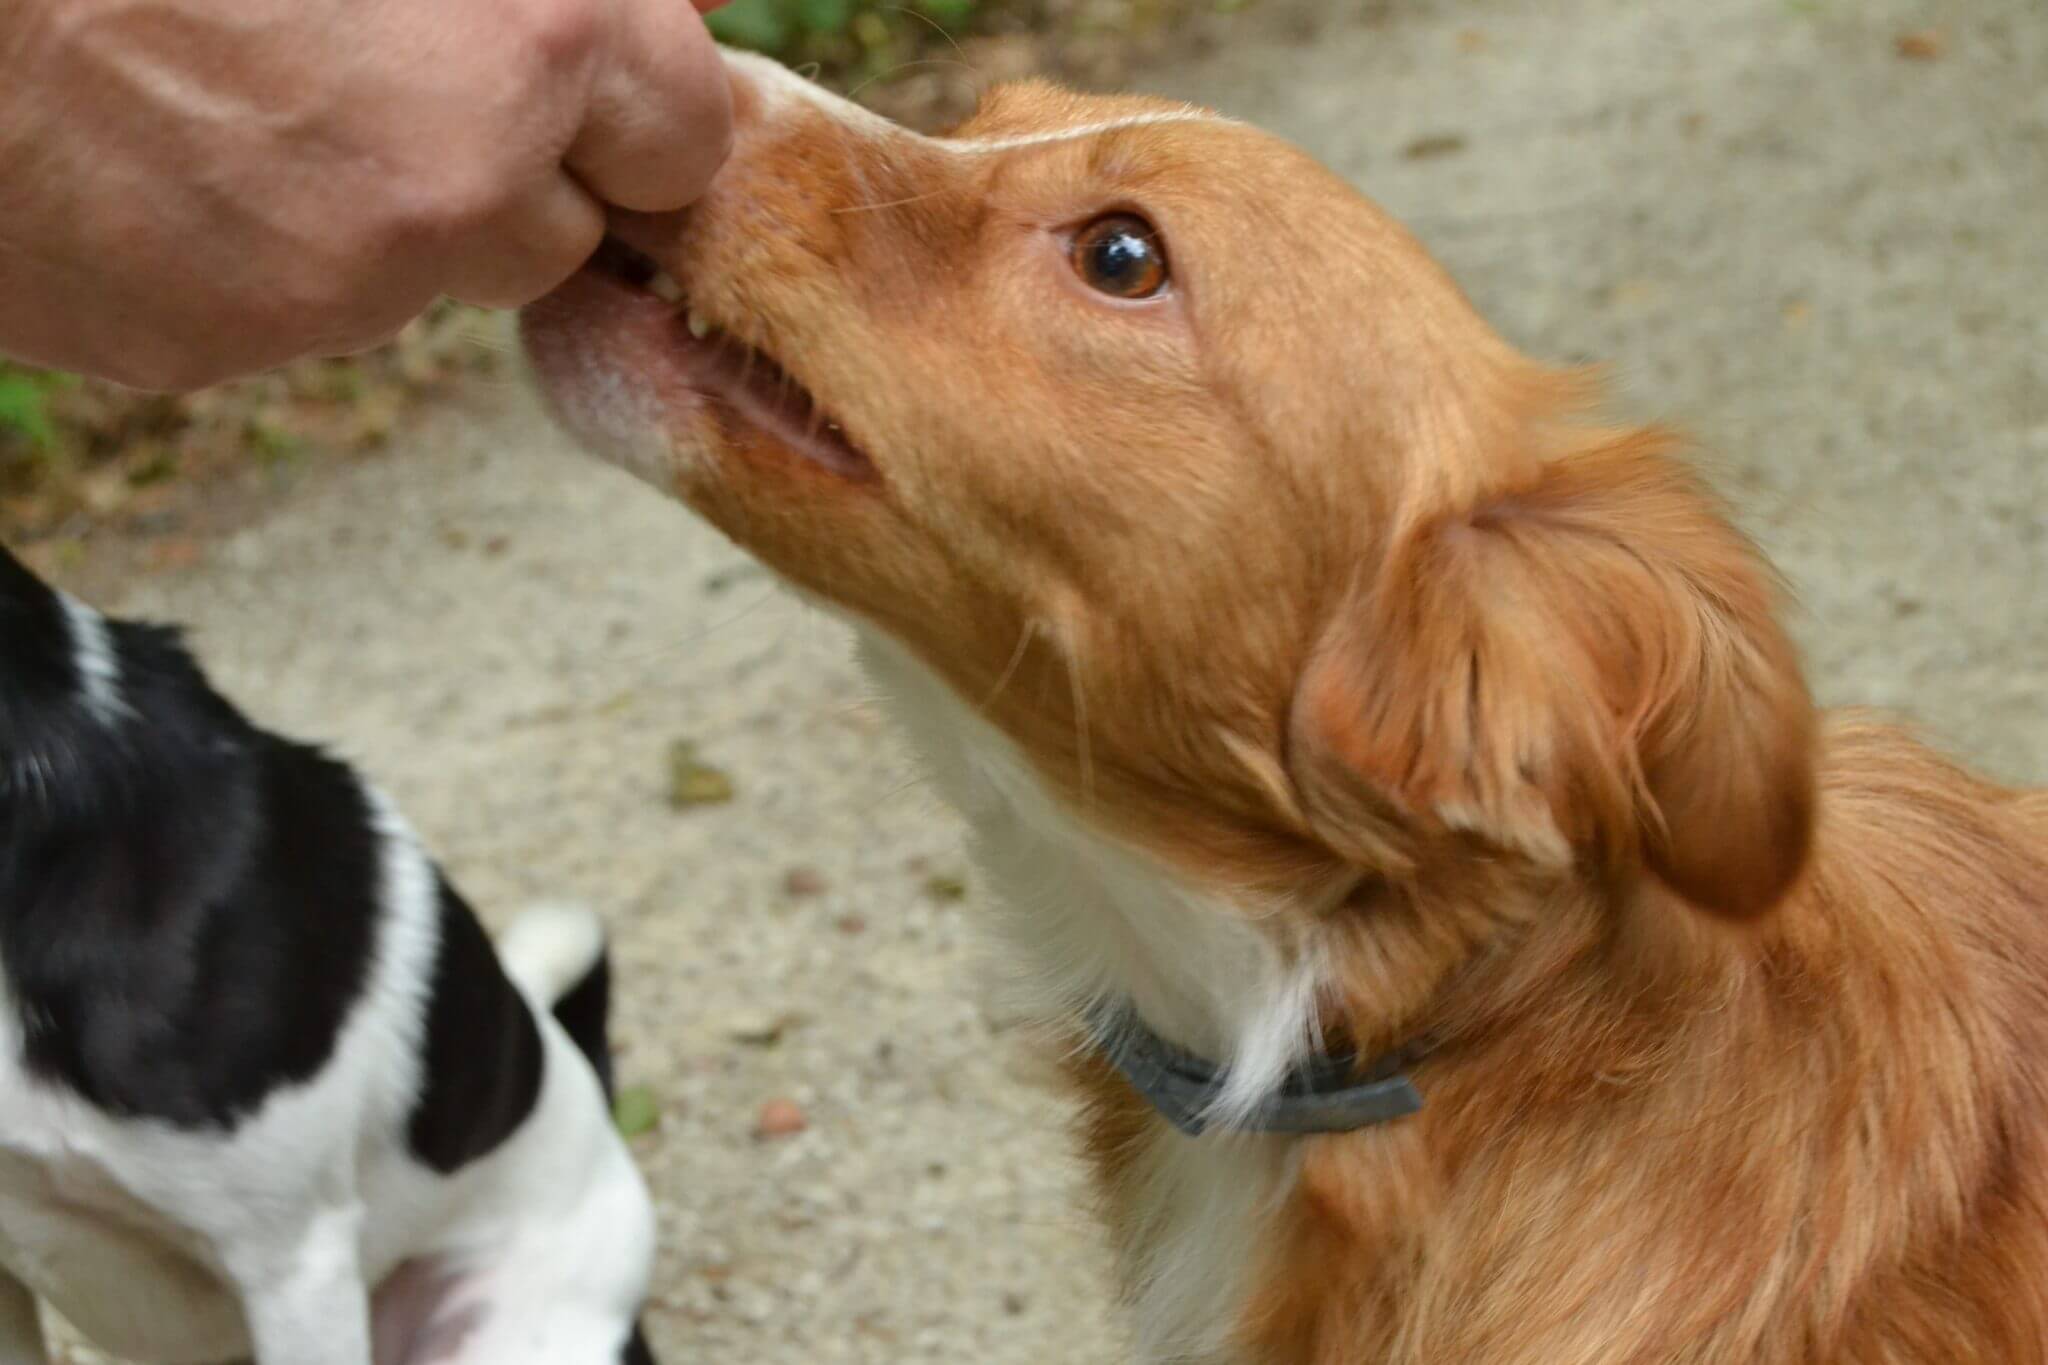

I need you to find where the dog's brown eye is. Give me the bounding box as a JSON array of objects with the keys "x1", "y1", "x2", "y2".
[{"x1": 1071, "y1": 214, "x2": 1168, "y2": 299}]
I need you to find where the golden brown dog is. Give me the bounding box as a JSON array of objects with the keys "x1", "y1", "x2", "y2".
[{"x1": 523, "y1": 52, "x2": 2048, "y2": 1364}]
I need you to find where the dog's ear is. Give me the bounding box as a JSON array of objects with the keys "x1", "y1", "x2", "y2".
[{"x1": 1290, "y1": 432, "x2": 1816, "y2": 917}]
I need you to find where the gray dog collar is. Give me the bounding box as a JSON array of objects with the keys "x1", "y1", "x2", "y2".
[{"x1": 1090, "y1": 1006, "x2": 1426, "y2": 1137}]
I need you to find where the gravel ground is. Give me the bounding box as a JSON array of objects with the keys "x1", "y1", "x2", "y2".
[{"x1": 47, "y1": 0, "x2": 2044, "y2": 1359}]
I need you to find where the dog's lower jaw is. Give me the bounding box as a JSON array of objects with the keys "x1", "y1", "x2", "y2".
[
  {"x1": 853, "y1": 626, "x2": 1316, "y2": 1361},
  {"x1": 520, "y1": 285, "x2": 705, "y2": 498}
]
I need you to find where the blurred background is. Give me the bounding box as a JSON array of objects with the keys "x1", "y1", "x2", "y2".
[{"x1": 15, "y1": 1, "x2": 2043, "y2": 1361}]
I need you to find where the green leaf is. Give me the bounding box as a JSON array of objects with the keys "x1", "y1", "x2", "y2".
[
  {"x1": 613, "y1": 1085, "x2": 661, "y2": 1138},
  {"x1": 244, "y1": 420, "x2": 301, "y2": 466},
  {"x1": 923, "y1": 872, "x2": 968, "y2": 902},
  {"x1": 0, "y1": 370, "x2": 58, "y2": 451},
  {"x1": 794, "y1": 0, "x2": 853, "y2": 35},
  {"x1": 667, "y1": 739, "x2": 737, "y2": 808},
  {"x1": 917, "y1": 0, "x2": 979, "y2": 23},
  {"x1": 707, "y1": 0, "x2": 793, "y2": 51}
]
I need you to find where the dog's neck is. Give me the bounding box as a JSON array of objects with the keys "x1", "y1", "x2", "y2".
[
  {"x1": 851, "y1": 625, "x2": 1664, "y2": 1363},
  {"x1": 855, "y1": 628, "x2": 1334, "y2": 1127}
]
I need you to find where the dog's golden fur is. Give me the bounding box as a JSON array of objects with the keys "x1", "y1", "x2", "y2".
[{"x1": 525, "y1": 54, "x2": 2048, "y2": 1362}]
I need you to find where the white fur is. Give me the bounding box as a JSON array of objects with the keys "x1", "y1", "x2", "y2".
[
  {"x1": 854, "y1": 627, "x2": 1312, "y2": 1363},
  {"x1": 498, "y1": 903, "x2": 608, "y2": 1006},
  {"x1": 942, "y1": 114, "x2": 1228, "y2": 154},
  {"x1": 56, "y1": 595, "x2": 134, "y2": 727},
  {"x1": 0, "y1": 792, "x2": 653, "y2": 1364},
  {"x1": 724, "y1": 49, "x2": 1225, "y2": 156}
]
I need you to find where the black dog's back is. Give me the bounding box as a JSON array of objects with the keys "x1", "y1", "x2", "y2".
[
  {"x1": 1, "y1": 542, "x2": 388, "y2": 1126},
  {"x1": 0, "y1": 544, "x2": 548, "y2": 1169}
]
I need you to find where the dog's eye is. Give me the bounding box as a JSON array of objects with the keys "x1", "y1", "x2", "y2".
[{"x1": 1071, "y1": 214, "x2": 1169, "y2": 299}]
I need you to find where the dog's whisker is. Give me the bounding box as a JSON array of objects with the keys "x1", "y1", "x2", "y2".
[
  {"x1": 868, "y1": 771, "x2": 937, "y2": 812},
  {"x1": 576, "y1": 589, "x2": 786, "y2": 667},
  {"x1": 831, "y1": 188, "x2": 952, "y2": 216},
  {"x1": 882, "y1": 5, "x2": 975, "y2": 70},
  {"x1": 845, "y1": 57, "x2": 987, "y2": 103},
  {"x1": 1051, "y1": 615, "x2": 1095, "y2": 814},
  {"x1": 974, "y1": 618, "x2": 1038, "y2": 719}
]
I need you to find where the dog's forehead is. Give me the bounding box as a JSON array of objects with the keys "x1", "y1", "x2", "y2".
[
  {"x1": 935, "y1": 102, "x2": 1357, "y2": 239},
  {"x1": 728, "y1": 55, "x2": 1265, "y2": 196}
]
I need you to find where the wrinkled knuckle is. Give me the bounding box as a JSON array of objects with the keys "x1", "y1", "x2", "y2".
[{"x1": 517, "y1": 0, "x2": 605, "y2": 73}]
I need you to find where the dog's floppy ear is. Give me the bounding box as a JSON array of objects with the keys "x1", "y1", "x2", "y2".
[{"x1": 1290, "y1": 432, "x2": 1816, "y2": 917}]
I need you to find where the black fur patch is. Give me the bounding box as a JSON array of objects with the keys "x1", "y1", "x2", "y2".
[
  {"x1": 2, "y1": 541, "x2": 547, "y2": 1174},
  {"x1": 405, "y1": 877, "x2": 545, "y2": 1173},
  {"x1": 0, "y1": 547, "x2": 379, "y2": 1126},
  {"x1": 621, "y1": 1321, "x2": 657, "y2": 1365},
  {"x1": 550, "y1": 944, "x2": 616, "y2": 1100},
  {"x1": 0, "y1": 547, "x2": 78, "y2": 741}
]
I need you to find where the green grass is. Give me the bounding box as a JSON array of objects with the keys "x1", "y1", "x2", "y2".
[
  {"x1": 0, "y1": 362, "x2": 69, "y2": 459},
  {"x1": 707, "y1": 0, "x2": 982, "y2": 77}
]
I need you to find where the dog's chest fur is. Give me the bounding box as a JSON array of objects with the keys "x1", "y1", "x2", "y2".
[
  {"x1": 857, "y1": 629, "x2": 1303, "y2": 1363},
  {"x1": 0, "y1": 1068, "x2": 249, "y2": 1360}
]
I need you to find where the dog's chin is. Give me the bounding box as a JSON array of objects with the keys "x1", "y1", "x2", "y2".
[{"x1": 519, "y1": 268, "x2": 704, "y2": 495}]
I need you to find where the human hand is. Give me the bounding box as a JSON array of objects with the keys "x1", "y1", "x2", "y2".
[{"x1": 0, "y1": 0, "x2": 732, "y2": 391}]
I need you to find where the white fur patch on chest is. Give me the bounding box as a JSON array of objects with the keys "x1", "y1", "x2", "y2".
[
  {"x1": 0, "y1": 790, "x2": 443, "y2": 1361},
  {"x1": 854, "y1": 627, "x2": 1311, "y2": 1360},
  {"x1": 0, "y1": 1047, "x2": 248, "y2": 1361},
  {"x1": 1117, "y1": 1125, "x2": 1296, "y2": 1363}
]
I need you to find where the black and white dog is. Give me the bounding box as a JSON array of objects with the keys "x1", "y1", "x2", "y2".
[{"x1": 0, "y1": 542, "x2": 658, "y2": 1364}]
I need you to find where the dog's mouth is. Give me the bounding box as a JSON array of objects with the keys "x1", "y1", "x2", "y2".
[{"x1": 583, "y1": 237, "x2": 876, "y2": 483}]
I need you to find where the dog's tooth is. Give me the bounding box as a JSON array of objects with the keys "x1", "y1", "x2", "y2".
[
  {"x1": 649, "y1": 272, "x2": 684, "y2": 305},
  {"x1": 685, "y1": 308, "x2": 714, "y2": 339}
]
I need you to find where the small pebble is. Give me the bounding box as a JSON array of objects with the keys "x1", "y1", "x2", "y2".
[
  {"x1": 1402, "y1": 132, "x2": 1468, "y2": 160},
  {"x1": 835, "y1": 913, "x2": 868, "y2": 935},
  {"x1": 754, "y1": 1097, "x2": 808, "y2": 1140},
  {"x1": 728, "y1": 1012, "x2": 802, "y2": 1047},
  {"x1": 783, "y1": 866, "x2": 828, "y2": 897},
  {"x1": 1895, "y1": 29, "x2": 1943, "y2": 60}
]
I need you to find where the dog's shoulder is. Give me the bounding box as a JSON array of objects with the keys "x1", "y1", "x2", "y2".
[{"x1": 0, "y1": 545, "x2": 385, "y2": 1129}]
